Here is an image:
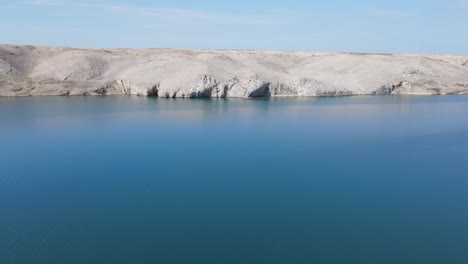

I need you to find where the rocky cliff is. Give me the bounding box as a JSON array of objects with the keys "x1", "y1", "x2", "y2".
[{"x1": 1, "y1": 45, "x2": 467, "y2": 97}]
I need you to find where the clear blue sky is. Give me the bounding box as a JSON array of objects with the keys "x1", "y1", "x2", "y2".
[{"x1": 2, "y1": 0, "x2": 468, "y2": 54}]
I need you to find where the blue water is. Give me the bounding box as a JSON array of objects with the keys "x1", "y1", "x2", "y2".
[{"x1": 1, "y1": 96, "x2": 468, "y2": 264}]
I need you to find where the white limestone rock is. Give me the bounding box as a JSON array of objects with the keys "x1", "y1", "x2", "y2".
[
  {"x1": 224, "y1": 76, "x2": 270, "y2": 98},
  {"x1": 1, "y1": 45, "x2": 468, "y2": 97}
]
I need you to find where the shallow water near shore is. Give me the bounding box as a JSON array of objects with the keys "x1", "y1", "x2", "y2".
[{"x1": 1, "y1": 96, "x2": 468, "y2": 264}]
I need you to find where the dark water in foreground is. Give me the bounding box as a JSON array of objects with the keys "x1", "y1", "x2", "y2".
[{"x1": 1, "y1": 96, "x2": 468, "y2": 264}]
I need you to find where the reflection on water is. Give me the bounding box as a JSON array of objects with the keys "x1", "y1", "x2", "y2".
[
  {"x1": 2, "y1": 96, "x2": 468, "y2": 141},
  {"x1": 1, "y1": 96, "x2": 468, "y2": 264}
]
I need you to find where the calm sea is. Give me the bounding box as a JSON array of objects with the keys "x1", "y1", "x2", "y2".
[{"x1": 1, "y1": 96, "x2": 468, "y2": 264}]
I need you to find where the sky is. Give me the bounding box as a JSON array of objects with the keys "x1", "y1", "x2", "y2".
[{"x1": 1, "y1": 0, "x2": 468, "y2": 55}]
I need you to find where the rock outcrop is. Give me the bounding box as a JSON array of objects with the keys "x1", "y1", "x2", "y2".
[{"x1": 1, "y1": 45, "x2": 468, "y2": 97}]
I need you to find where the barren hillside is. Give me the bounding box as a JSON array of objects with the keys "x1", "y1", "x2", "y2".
[{"x1": 1, "y1": 45, "x2": 467, "y2": 97}]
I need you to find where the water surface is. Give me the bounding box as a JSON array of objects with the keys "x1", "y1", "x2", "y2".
[{"x1": 1, "y1": 96, "x2": 468, "y2": 264}]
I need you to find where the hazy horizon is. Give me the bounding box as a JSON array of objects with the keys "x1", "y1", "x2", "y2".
[{"x1": 2, "y1": 0, "x2": 468, "y2": 55}]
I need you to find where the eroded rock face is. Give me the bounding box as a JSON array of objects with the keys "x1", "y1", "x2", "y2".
[
  {"x1": 293, "y1": 78, "x2": 352, "y2": 97},
  {"x1": 268, "y1": 82, "x2": 297, "y2": 96},
  {"x1": 93, "y1": 80, "x2": 159, "y2": 96},
  {"x1": 224, "y1": 76, "x2": 270, "y2": 98},
  {"x1": 147, "y1": 83, "x2": 159, "y2": 97},
  {"x1": 373, "y1": 83, "x2": 395, "y2": 95},
  {"x1": 391, "y1": 81, "x2": 443, "y2": 95},
  {"x1": 95, "y1": 80, "x2": 130, "y2": 95},
  {"x1": 187, "y1": 75, "x2": 218, "y2": 98},
  {"x1": 1, "y1": 45, "x2": 468, "y2": 97}
]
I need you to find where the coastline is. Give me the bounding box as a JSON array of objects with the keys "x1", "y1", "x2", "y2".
[{"x1": 2, "y1": 45, "x2": 468, "y2": 98}]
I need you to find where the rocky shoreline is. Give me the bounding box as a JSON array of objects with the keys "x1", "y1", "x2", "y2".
[{"x1": 1, "y1": 45, "x2": 468, "y2": 97}]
